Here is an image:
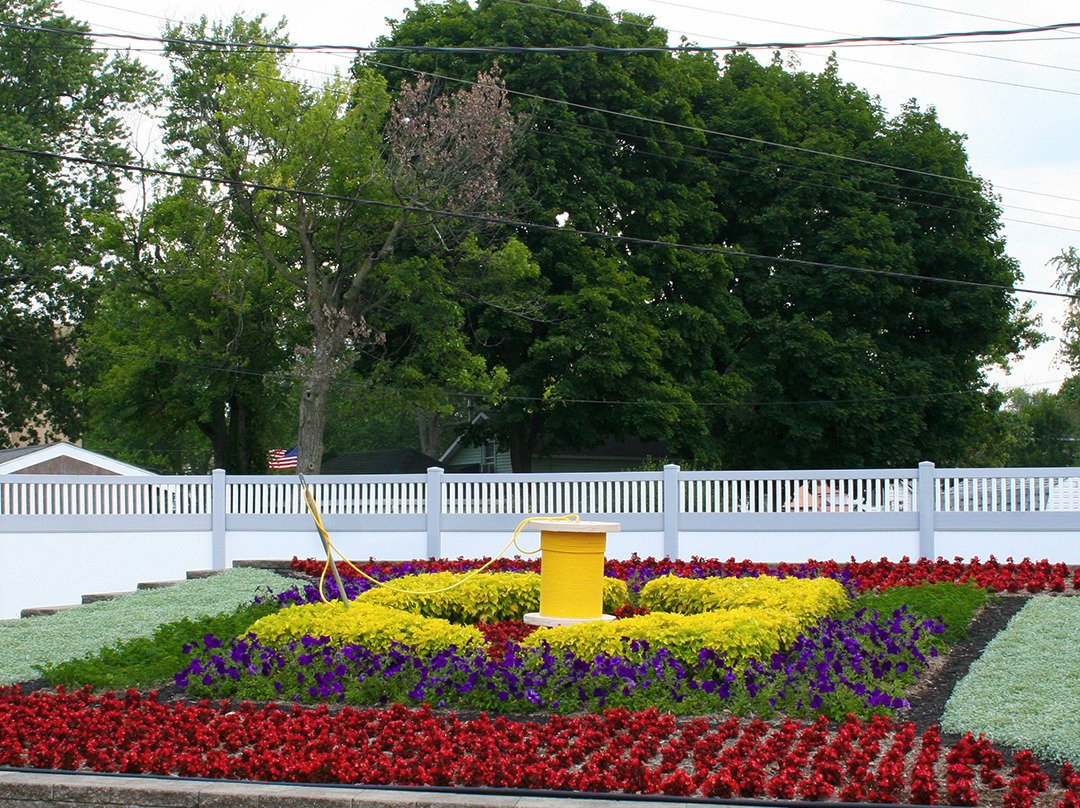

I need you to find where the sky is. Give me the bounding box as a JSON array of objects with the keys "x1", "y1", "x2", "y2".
[{"x1": 58, "y1": 0, "x2": 1080, "y2": 394}]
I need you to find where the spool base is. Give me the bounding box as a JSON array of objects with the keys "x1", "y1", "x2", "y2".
[{"x1": 523, "y1": 612, "x2": 616, "y2": 627}]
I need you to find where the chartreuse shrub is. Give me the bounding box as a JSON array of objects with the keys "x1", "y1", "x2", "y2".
[
  {"x1": 355, "y1": 572, "x2": 629, "y2": 623},
  {"x1": 524, "y1": 576, "x2": 850, "y2": 666},
  {"x1": 640, "y1": 575, "x2": 849, "y2": 623},
  {"x1": 521, "y1": 606, "x2": 814, "y2": 665},
  {"x1": 246, "y1": 601, "x2": 483, "y2": 654}
]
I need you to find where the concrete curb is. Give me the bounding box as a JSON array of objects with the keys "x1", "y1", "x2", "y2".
[{"x1": 0, "y1": 770, "x2": 648, "y2": 808}]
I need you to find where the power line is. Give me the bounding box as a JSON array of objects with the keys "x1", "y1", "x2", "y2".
[
  {"x1": 4, "y1": 143, "x2": 1074, "y2": 301},
  {"x1": 10, "y1": 16, "x2": 1080, "y2": 206},
  {"x1": 25, "y1": 24, "x2": 1080, "y2": 236},
  {"x1": 4, "y1": 330, "x2": 1054, "y2": 412},
  {"x1": 501, "y1": 0, "x2": 1080, "y2": 97},
  {"x1": 12, "y1": 26, "x2": 1079, "y2": 234},
  {"x1": 5, "y1": 18, "x2": 1080, "y2": 54}
]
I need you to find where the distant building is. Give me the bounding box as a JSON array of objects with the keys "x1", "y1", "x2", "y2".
[
  {"x1": 439, "y1": 414, "x2": 669, "y2": 472},
  {"x1": 320, "y1": 448, "x2": 446, "y2": 475},
  {"x1": 0, "y1": 442, "x2": 153, "y2": 476}
]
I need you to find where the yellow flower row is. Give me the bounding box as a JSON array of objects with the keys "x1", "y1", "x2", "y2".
[
  {"x1": 523, "y1": 576, "x2": 849, "y2": 666},
  {"x1": 245, "y1": 601, "x2": 484, "y2": 654},
  {"x1": 640, "y1": 574, "x2": 848, "y2": 623},
  {"x1": 356, "y1": 571, "x2": 630, "y2": 623}
]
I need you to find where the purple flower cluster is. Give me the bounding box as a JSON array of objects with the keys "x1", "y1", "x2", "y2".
[{"x1": 177, "y1": 606, "x2": 942, "y2": 718}]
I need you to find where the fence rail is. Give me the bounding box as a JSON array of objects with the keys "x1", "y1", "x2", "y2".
[
  {"x1": 3, "y1": 462, "x2": 1079, "y2": 619},
  {"x1": 3, "y1": 465, "x2": 1079, "y2": 518}
]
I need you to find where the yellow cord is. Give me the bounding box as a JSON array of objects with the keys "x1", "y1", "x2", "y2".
[{"x1": 300, "y1": 483, "x2": 579, "y2": 602}]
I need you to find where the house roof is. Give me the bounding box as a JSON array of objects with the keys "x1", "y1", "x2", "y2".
[
  {"x1": 321, "y1": 449, "x2": 445, "y2": 475},
  {"x1": 0, "y1": 442, "x2": 154, "y2": 475}
]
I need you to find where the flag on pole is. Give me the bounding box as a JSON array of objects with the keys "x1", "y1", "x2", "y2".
[{"x1": 268, "y1": 447, "x2": 298, "y2": 470}]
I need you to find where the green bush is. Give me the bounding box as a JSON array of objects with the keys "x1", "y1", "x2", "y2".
[
  {"x1": 851, "y1": 582, "x2": 990, "y2": 645},
  {"x1": 40, "y1": 600, "x2": 280, "y2": 688}
]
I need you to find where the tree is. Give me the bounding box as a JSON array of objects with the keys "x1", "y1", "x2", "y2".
[
  {"x1": 695, "y1": 53, "x2": 1039, "y2": 468},
  {"x1": 161, "y1": 15, "x2": 522, "y2": 473},
  {"x1": 0, "y1": 0, "x2": 151, "y2": 445},
  {"x1": 377, "y1": 0, "x2": 741, "y2": 470},
  {"x1": 79, "y1": 180, "x2": 301, "y2": 472}
]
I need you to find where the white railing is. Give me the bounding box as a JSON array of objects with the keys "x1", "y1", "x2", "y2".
[
  {"x1": 227, "y1": 477, "x2": 426, "y2": 515},
  {"x1": 442, "y1": 473, "x2": 664, "y2": 515},
  {"x1": 0, "y1": 476, "x2": 210, "y2": 515},
  {"x1": 680, "y1": 471, "x2": 917, "y2": 513},
  {"x1": 4, "y1": 467, "x2": 1078, "y2": 518},
  {"x1": 935, "y1": 470, "x2": 1080, "y2": 513}
]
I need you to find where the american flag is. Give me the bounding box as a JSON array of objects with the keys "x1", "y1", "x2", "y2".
[{"x1": 268, "y1": 447, "x2": 298, "y2": 470}]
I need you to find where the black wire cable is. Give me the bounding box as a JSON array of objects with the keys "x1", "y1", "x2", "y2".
[
  {"x1": 6, "y1": 17, "x2": 1080, "y2": 203},
  {"x1": 1, "y1": 331, "x2": 1041, "y2": 412},
  {"x1": 4, "y1": 18, "x2": 1080, "y2": 52},
  {"x1": 3, "y1": 143, "x2": 1073, "y2": 302}
]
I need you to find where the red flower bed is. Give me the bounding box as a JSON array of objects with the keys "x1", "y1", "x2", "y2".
[
  {"x1": 2, "y1": 688, "x2": 1076, "y2": 806},
  {"x1": 291, "y1": 555, "x2": 1077, "y2": 593}
]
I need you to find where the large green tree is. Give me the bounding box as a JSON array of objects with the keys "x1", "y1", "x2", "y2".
[
  {"x1": 704, "y1": 55, "x2": 1039, "y2": 467},
  {"x1": 161, "y1": 15, "x2": 525, "y2": 472},
  {"x1": 379, "y1": 1, "x2": 1037, "y2": 469},
  {"x1": 79, "y1": 182, "x2": 301, "y2": 472},
  {"x1": 0, "y1": 1, "x2": 150, "y2": 445},
  {"x1": 377, "y1": 0, "x2": 742, "y2": 470}
]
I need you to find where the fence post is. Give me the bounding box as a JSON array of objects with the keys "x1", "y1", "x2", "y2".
[
  {"x1": 917, "y1": 461, "x2": 936, "y2": 560},
  {"x1": 663, "y1": 464, "x2": 681, "y2": 559},
  {"x1": 211, "y1": 469, "x2": 227, "y2": 570},
  {"x1": 426, "y1": 467, "x2": 443, "y2": 559}
]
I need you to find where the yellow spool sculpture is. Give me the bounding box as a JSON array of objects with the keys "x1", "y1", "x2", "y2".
[{"x1": 523, "y1": 519, "x2": 621, "y2": 627}]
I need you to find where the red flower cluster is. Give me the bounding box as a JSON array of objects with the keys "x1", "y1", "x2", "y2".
[
  {"x1": 475, "y1": 621, "x2": 538, "y2": 659},
  {"x1": 1, "y1": 688, "x2": 1074, "y2": 806},
  {"x1": 292, "y1": 554, "x2": 1076, "y2": 593}
]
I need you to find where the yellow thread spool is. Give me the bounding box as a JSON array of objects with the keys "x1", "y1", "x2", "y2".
[{"x1": 523, "y1": 520, "x2": 620, "y2": 627}]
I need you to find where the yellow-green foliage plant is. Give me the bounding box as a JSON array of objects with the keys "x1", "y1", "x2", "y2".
[
  {"x1": 355, "y1": 572, "x2": 629, "y2": 623},
  {"x1": 640, "y1": 575, "x2": 848, "y2": 624},
  {"x1": 522, "y1": 607, "x2": 807, "y2": 666},
  {"x1": 524, "y1": 575, "x2": 851, "y2": 666},
  {"x1": 246, "y1": 601, "x2": 484, "y2": 654}
]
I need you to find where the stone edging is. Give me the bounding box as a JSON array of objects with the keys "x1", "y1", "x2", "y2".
[{"x1": 0, "y1": 769, "x2": 652, "y2": 808}]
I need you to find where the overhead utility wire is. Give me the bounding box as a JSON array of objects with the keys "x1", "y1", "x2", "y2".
[
  {"x1": 509, "y1": 0, "x2": 1080, "y2": 77},
  {"x1": 3, "y1": 331, "x2": 1052, "y2": 411},
  {"x1": 498, "y1": 0, "x2": 1080, "y2": 97},
  {"x1": 360, "y1": 56, "x2": 1080, "y2": 205},
  {"x1": 3, "y1": 143, "x2": 1076, "y2": 304},
  {"x1": 4, "y1": 18, "x2": 1080, "y2": 54},
  {"x1": 8, "y1": 30, "x2": 1078, "y2": 232},
  {"x1": 5, "y1": 20, "x2": 1076, "y2": 199},
  {"x1": 42, "y1": 18, "x2": 1080, "y2": 231},
  {"x1": 8, "y1": 26, "x2": 1080, "y2": 214},
  {"x1": 19, "y1": 6, "x2": 1078, "y2": 221}
]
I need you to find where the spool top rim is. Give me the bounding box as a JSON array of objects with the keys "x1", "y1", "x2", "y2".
[{"x1": 529, "y1": 520, "x2": 621, "y2": 532}]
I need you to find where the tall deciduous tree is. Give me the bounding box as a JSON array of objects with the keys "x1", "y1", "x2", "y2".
[
  {"x1": 380, "y1": 1, "x2": 1038, "y2": 470},
  {"x1": 705, "y1": 54, "x2": 1040, "y2": 467},
  {"x1": 377, "y1": 0, "x2": 741, "y2": 470},
  {"x1": 161, "y1": 16, "x2": 521, "y2": 472},
  {"x1": 0, "y1": 0, "x2": 150, "y2": 445},
  {"x1": 79, "y1": 180, "x2": 301, "y2": 472}
]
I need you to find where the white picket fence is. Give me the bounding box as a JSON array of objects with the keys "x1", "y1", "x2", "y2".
[{"x1": 1, "y1": 462, "x2": 1078, "y2": 618}]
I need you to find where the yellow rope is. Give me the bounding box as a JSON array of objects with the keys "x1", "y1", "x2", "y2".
[{"x1": 300, "y1": 481, "x2": 578, "y2": 602}]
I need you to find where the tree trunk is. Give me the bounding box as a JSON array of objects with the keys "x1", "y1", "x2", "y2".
[
  {"x1": 297, "y1": 345, "x2": 336, "y2": 474},
  {"x1": 417, "y1": 409, "x2": 442, "y2": 457},
  {"x1": 508, "y1": 413, "x2": 540, "y2": 472}
]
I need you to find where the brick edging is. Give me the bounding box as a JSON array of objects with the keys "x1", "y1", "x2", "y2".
[{"x1": 0, "y1": 769, "x2": 646, "y2": 808}]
